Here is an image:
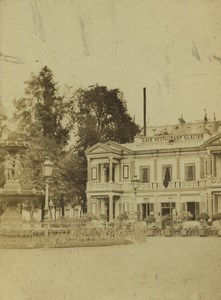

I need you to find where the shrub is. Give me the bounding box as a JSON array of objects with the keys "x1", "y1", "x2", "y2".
[
  {"x1": 79, "y1": 214, "x2": 98, "y2": 222},
  {"x1": 162, "y1": 214, "x2": 173, "y2": 228},
  {"x1": 212, "y1": 213, "x2": 221, "y2": 221},
  {"x1": 196, "y1": 213, "x2": 210, "y2": 221},
  {"x1": 180, "y1": 211, "x2": 193, "y2": 221},
  {"x1": 145, "y1": 215, "x2": 156, "y2": 224},
  {"x1": 117, "y1": 212, "x2": 129, "y2": 221},
  {"x1": 99, "y1": 214, "x2": 108, "y2": 221}
]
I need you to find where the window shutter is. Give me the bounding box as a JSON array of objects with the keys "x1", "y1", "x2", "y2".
[
  {"x1": 195, "y1": 202, "x2": 200, "y2": 214},
  {"x1": 119, "y1": 203, "x2": 122, "y2": 214},
  {"x1": 200, "y1": 157, "x2": 205, "y2": 179},
  {"x1": 181, "y1": 202, "x2": 186, "y2": 211},
  {"x1": 137, "y1": 203, "x2": 141, "y2": 213},
  {"x1": 200, "y1": 201, "x2": 206, "y2": 213}
]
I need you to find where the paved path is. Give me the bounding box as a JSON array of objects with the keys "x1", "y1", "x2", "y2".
[{"x1": 0, "y1": 237, "x2": 221, "y2": 300}]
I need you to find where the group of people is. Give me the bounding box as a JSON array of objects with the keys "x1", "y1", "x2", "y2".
[{"x1": 2, "y1": 153, "x2": 22, "y2": 182}]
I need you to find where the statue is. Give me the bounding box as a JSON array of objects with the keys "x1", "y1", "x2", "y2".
[
  {"x1": 2, "y1": 153, "x2": 22, "y2": 182},
  {"x1": 14, "y1": 154, "x2": 22, "y2": 180},
  {"x1": 3, "y1": 153, "x2": 14, "y2": 181}
]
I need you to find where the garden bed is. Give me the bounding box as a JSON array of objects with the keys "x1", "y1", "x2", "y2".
[{"x1": 0, "y1": 235, "x2": 132, "y2": 249}]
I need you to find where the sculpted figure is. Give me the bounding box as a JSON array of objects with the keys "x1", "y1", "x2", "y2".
[
  {"x1": 3, "y1": 153, "x2": 14, "y2": 181},
  {"x1": 14, "y1": 154, "x2": 22, "y2": 180}
]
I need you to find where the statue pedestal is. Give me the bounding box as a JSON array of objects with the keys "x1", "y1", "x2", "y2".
[
  {"x1": 0, "y1": 206, "x2": 23, "y2": 229},
  {"x1": 0, "y1": 181, "x2": 22, "y2": 229},
  {"x1": 3, "y1": 180, "x2": 21, "y2": 192}
]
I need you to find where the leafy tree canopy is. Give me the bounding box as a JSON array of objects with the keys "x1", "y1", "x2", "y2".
[
  {"x1": 13, "y1": 66, "x2": 69, "y2": 145},
  {"x1": 68, "y1": 84, "x2": 140, "y2": 212},
  {"x1": 0, "y1": 98, "x2": 7, "y2": 139},
  {"x1": 10, "y1": 67, "x2": 75, "y2": 215},
  {"x1": 71, "y1": 84, "x2": 140, "y2": 153}
]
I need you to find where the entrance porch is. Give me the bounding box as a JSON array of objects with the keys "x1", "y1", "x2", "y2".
[{"x1": 89, "y1": 194, "x2": 121, "y2": 221}]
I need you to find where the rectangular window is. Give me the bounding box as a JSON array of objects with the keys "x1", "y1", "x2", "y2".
[
  {"x1": 162, "y1": 165, "x2": 172, "y2": 182},
  {"x1": 161, "y1": 202, "x2": 176, "y2": 216},
  {"x1": 185, "y1": 164, "x2": 195, "y2": 181},
  {"x1": 123, "y1": 165, "x2": 129, "y2": 179},
  {"x1": 140, "y1": 167, "x2": 150, "y2": 183},
  {"x1": 91, "y1": 167, "x2": 97, "y2": 180}
]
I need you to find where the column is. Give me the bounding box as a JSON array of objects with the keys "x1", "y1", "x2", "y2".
[
  {"x1": 176, "y1": 154, "x2": 180, "y2": 180},
  {"x1": 206, "y1": 154, "x2": 213, "y2": 177},
  {"x1": 207, "y1": 193, "x2": 213, "y2": 216},
  {"x1": 155, "y1": 194, "x2": 159, "y2": 215},
  {"x1": 119, "y1": 161, "x2": 122, "y2": 183},
  {"x1": 212, "y1": 194, "x2": 215, "y2": 215},
  {"x1": 109, "y1": 194, "x2": 113, "y2": 221},
  {"x1": 176, "y1": 192, "x2": 181, "y2": 214},
  {"x1": 109, "y1": 157, "x2": 113, "y2": 182},
  {"x1": 213, "y1": 155, "x2": 216, "y2": 177},
  {"x1": 218, "y1": 195, "x2": 221, "y2": 213},
  {"x1": 154, "y1": 154, "x2": 157, "y2": 181},
  {"x1": 98, "y1": 199, "x2": 101, "y2": 216},
  {"x1": 200, "y1": 156, "x2": 205, "y2": 179},
  {"x1": 87, "y1": 158, "x2": 91, "y2": 182}
]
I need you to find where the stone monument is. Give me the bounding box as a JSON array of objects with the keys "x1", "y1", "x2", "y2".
[{"x1": 0, "y1": 142, "x2": 43, "y2": 229}]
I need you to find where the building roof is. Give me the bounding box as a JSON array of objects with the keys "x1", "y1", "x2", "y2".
[
  {"x1": 120, "y1": 120, "x2": 221, "y2": 151},
  {"x1": 143, "y1": 120, "x2": 221, "y2": 137},
  {"x1": 86, "y1": 121, "x2": 221, "y2": 155}
]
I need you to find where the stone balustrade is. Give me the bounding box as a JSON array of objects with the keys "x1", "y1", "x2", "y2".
[
  {"x1": 87, "y1": 178, "x2": 221, "y2": 192},
  {"x1": 87, "y1": 182, "x2": 123, "y2": 192}
]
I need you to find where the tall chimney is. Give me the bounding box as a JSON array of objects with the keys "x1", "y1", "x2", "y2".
[{"x1": 143, "y1": 87, "x2": 147, "y2": 136}]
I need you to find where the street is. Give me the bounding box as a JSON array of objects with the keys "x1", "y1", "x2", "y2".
[{"x1": 0, "y1": 237, "x2": 221, "y2": 300}]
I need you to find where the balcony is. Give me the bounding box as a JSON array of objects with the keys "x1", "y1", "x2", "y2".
[
  {"x1": 86, "y1": 178, "x2": 221, "y2": 193},
  {"x1": 207, "y1": 177, "x2": 221, "y2": 187},
  {"x1": 139, "y1": 180, "x2": 206, "y2": 190},
  {"x1": 86, "y1": 182, "x2": 123, "y2": 193}
]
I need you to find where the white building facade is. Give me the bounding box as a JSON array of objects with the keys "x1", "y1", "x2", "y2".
[{"x1": 86, "y1": 120, "x2": 221, "y2": 221}]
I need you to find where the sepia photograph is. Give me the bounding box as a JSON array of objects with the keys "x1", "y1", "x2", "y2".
[{"x1": 0, "y1": 0, "x2": 221, "y2": 299}]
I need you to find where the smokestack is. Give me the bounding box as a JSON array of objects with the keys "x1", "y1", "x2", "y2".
[{"x1": 143, "y1": 87, "x2": 147, "y2": 136}]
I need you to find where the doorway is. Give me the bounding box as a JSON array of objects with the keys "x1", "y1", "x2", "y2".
[
  {"x1": 141, "y1": 203, "x2": 154, "y2": 220},
  {"x1": 186, "y1": 202, "x2": 199, "y2": 220}
]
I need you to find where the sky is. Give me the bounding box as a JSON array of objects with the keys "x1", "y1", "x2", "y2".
[{"x1": 0, "y1": 0, "x2": 221, "y2": 126}]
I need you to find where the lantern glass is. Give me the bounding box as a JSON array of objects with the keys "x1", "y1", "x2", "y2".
[
  {"x1": 131, "y1": 176, "x2": 140, "y2": 190},
  {"x1": 42, "y1": 157, "x2": 53, "y2": 177}
]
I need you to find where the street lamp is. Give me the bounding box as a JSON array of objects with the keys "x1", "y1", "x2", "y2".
[
  {"x1": 131, "y1": 175, "x2": 140, "y2": 221},
  {"x1": 42, "y1": 157, "x2": 53, "y2": 235},
  {"x1": 49, "y1": 199, "x2": 54, "y2": 220}
]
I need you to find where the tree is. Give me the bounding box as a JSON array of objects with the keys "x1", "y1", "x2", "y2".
[
  {"x1": 71, "y1": 85, "x2": 139, "y2": 151},
  {"x1": 69, "y1": 84, "x2": 140, "y2": 211},
  {"x1": 11, "y1": 67, "x2": 73, "y2": 218},
  {"x1": 13, "y1": 66, "x2": 69, "y2": 144},
  {"x1": 0, "y1": 99, "x2": 7, "y2": 214},
  {"x1": 0, "y1": 98, "x2": 7, "y2": 139}
]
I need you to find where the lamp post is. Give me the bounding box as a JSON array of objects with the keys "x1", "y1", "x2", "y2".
[
  {"x1": 49, "y1": 199, "x2": 54, "y2": 221},
  {"x1": 131, "y1": 175, "x2": 140, "y2": 221},
  {"x1": 42, "y1": 157, "x2": 53, "y2": 236}
]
